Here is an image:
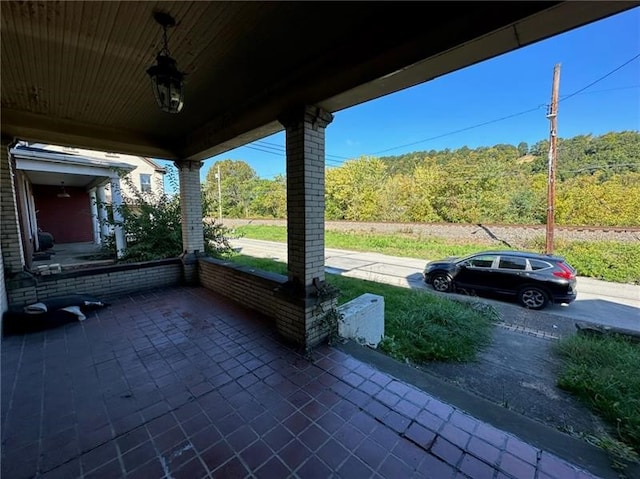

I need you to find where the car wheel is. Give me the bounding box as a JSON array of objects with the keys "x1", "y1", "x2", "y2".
[
  {"x1": 431, "y1": 273, "x2": 452, "y2": 292},
  {"x1": 518, "y1": 287, "x2": 549, "y2": 310}
]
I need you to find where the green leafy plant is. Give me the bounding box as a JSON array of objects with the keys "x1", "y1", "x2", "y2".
[{"x1": 98, "y1": 167, "x2": 234, "y2": 262}]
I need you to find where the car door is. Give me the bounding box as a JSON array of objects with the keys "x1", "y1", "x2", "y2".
[
  {"x1": 454, "y1": 254, "x2": 498, "y2": 290},
  {"x1": 493, "y1": 255, "x2": 529, "y2": 295}
]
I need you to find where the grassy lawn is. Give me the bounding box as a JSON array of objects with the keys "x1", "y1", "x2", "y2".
[
  {"x1": 232, "y1": 224, "x2": 640, "y2": 284},
  {"x1": 229, "y1": 254, "x2": 498, "y2": 363},
  {"x1": 555, "y1": 334, "x2": 640, "y2": 457}
]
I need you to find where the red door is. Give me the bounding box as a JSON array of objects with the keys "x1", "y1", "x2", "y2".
[{"x1": 33, "y1": 185, "x2": 93, "y2": 244}]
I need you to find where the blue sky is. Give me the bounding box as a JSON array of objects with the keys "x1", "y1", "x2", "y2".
[{"x1": 161, "y1": 7, "x2": 639, "y2": 181}]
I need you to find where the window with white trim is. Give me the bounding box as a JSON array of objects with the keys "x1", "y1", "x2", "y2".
[{"x1": 140, "y1": 173, "x2": 152, "y2": 193}]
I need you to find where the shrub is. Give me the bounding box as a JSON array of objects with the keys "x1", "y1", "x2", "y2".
[{"x1": 99, "y1": 168, "x2": 234, "y2": 262}]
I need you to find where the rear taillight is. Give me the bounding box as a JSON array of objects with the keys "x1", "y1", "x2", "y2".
[{"x1": 553, "y1": 262, "x2": 576, "y2": 280}]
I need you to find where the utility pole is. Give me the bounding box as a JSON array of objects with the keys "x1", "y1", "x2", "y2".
[
  {"x1": 215, "y1": 165, "x2": 222, "y2": 222},
  {"x1": 545, "y1": 63, "x2": 561, "y2": 254}
]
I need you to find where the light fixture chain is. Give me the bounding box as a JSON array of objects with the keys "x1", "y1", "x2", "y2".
[{"x1": 162, "y1": 25, "x2": 170, "y2": 56}]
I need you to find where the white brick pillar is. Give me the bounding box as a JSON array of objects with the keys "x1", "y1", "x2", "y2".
[
  {"x1": 279, "y1": 106, "x2": 333, "y2": 294},
  {"x1": 0, "y1": 137, "x2": 25, "y2": 277},
  {"x1": 277, "y1": 106, "x2": 337, "y2": 350},
  {"x1": 175, "y1": 160, "x2": 204, "y2": 284},
  {"x1": 96, "y1": 185, "x2": 109, "y2": 240},
  {"x1": 109, "y1": 177, "x2": 126, "y2": 258},
  {"x1": 89, "y1": 188, "x2": 100, "y2": 245}
]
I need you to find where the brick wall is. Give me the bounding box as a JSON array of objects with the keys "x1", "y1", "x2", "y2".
[
  {"x1": 1, "y1": 140, "x2": 25, "y2": 277},
  {"x1": 0, "y1": 241, "x2": 7, "y2": 314},
  {"x1": 5, "y1": 259, "x2": 183, "y2": 308},
  {"x1": 199, "y1": 257, "x2": 332, "y2": 349}
]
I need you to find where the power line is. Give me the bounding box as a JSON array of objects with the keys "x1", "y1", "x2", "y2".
[
  {"x1": 214, "y1": 55, "x2": 640, "y2": 172},
  {"x1": 362, "y1": 54, "x2": 640, "y2": 160},
  {"x1": 559, "y1": 52, "x2": 640, "y2": 103},
  {"x1": 254, "y1": 140, "x2": 351, "y2": 161},
  {"x1": 371, "y1": 106, "x2": 545, "y2": 156}
]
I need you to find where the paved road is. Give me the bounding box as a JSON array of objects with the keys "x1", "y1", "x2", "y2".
[{"x1": 231, "y1": 238, "x2": 640, "y2": 332}]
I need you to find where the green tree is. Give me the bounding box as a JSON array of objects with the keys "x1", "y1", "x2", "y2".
[
  {"x1": 204, "y1": 160, "x2": 258, "y2": 218},
  {"x1": 517, "y1": 141, "x2": 529, "y2": 157},
  {"x1": 249, "y1": 175, "x2": 287, "y2": 218},
  {"x1": 326, "y1": 156, "x2": 388, "y2": 220}
]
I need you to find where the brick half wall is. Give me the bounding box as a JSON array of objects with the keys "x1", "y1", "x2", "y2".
[
  {"x1": 199, "y1": 257, "x2": 330, "y2": 347},
  {"x1": 6, "y1": 259, "x2": 183, "y2": 308}
]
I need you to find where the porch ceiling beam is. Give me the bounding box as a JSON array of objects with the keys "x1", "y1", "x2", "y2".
[{"x1": 2, "y1": 109, "x2": 181, "y2": 160}]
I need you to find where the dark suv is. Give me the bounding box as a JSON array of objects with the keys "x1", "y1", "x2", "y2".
[{"x1": 422, "y1": 250, "x2": 577, "y2": 310}]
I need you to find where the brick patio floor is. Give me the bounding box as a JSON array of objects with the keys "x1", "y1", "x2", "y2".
[{"x1": 1, "y1": 286, "x2": 602, "y2": 478}]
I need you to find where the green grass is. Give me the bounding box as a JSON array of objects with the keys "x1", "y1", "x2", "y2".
[
  {"x1": 555, "y1": 334, "x2": 640, "y2": 455},
  {"x1": 229, "y1": 254, "x2": 498, "y2": 363},
  {"x1": 556, "y1": 241, "x2": 640, "y2": 285},
  {"x1": 233, "y1": 224, "x2": 640, "y2": 284}
]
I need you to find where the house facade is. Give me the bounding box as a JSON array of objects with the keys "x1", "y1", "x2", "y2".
[{"x1": 8, "y1": 142, "x2": 166, "y2": 268}]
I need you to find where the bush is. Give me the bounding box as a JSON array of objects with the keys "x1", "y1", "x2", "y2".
[{"x1": 99, "y1": 169, "x2": 234, "y2": 262}]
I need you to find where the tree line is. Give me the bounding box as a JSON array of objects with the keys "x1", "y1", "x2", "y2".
[{"x1": 202, "y1": 130, "x2": 640, "y2": 227}]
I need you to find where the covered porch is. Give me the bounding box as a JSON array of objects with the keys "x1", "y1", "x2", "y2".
[
  {"x1": 1, "y1": 286, "x2": 607, "y2": 479},
  {"x1": 1, "y1": 0, "x2": 634, "y2": 348},
  {"x1": 1, "y1": 2, "x2": 636, "y2": 478}
]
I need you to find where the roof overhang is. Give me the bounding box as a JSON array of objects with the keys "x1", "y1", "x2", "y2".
[
  {"x1": 1, "y1": 1, "x2": 636, "y2": 161},
  {"x1": 12, "y1": 146, "x2": 135, "y2": 189}
]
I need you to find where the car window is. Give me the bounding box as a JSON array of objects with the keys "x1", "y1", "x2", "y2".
[
  {"x1": 529, "y1": 259, "x2": 552, "y2": 271},
  {"x1": 498, "y1": 256, "x2": 527, "y2": 270},
  {"x1": 467, "y1": 255, "x2": 496, "y2": 268}
]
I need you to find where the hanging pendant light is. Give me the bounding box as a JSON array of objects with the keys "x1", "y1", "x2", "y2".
[
  {"x1": 57, "y1": 181, "x2": 70, "y2": 198},
  {"x1": 147, "y1": 11, "x2": 184, "y2": 114}
]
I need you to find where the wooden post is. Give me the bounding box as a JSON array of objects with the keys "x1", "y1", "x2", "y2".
[{"x1": 545, "y1": 64, "x2": 561, "y2": 254}]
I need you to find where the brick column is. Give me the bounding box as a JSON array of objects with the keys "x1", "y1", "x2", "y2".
[
  {"x1": 0, "y1": 137, "x2": 25, "y2": 277},
  {"x1": 279, "y1": 106, "x2": 334, "y2": 293},
  {"x1": 175, "y1": 160, "x2": 204, "y2": 284},
  {"x1": 277, "y1": 106, "x2": 337, "y2": 350}
]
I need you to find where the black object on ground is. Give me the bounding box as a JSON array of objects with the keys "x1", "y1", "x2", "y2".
[
  {"x1": 2, "y1": 293, "x2": 109, "y2": 336},
  {"x1": 37, "y1": 231, "x2": 54, "y2": 251}
]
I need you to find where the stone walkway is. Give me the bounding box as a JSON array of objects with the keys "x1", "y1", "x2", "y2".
[{"x1": 1, "y1": 286, "x2": 604, "y2": 478}]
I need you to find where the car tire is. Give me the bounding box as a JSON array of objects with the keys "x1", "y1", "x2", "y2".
[
  {"x1": 431, "y1": 273, "x2": 453, "y2": 293},
  {"x1": 518, "y1": 286, "x2": 549, "y2": 310}
]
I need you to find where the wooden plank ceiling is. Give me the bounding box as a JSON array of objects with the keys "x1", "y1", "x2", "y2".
[{"x1": 1, "y1": 1, "x2": 636, "y2": 161}]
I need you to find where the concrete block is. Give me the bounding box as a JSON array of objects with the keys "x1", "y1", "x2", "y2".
[{"x1": 337, "y1": 293, "x2": 384, "y2": 348}]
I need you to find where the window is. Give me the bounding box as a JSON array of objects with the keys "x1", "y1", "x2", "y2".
[
  {"x1": 498, "y1": 256, "x2": 527, "y2": 270},
  {"x1": 140, "y1": 174, "x2": 152, "y2": 193},
  {"x1": 467, "y1": 255, "x2": 496, "y2": 268},
  {"x1": 529, "y1": 259, "x2": 552, "y2": 271}
]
